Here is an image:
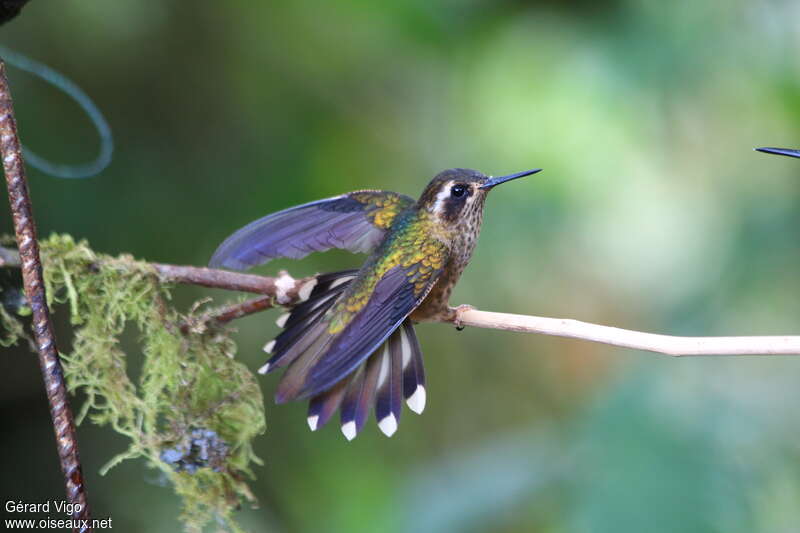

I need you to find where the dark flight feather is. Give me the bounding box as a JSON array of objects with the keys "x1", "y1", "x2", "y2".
[
  {"x1": 339, "y1": 356, "x2": 382, "y2": 440},
  {"x1": 306, "y1": 380, "x2": 347, "y2": 432},
  {"x1": 400, "y1": 320, "x2": 426, "y2": 414},
  {"x1": 261, "y1": 271, "x2": 358, "y2": 372},
  {"x1": 283, "y1": 270, "x2": 358, "y2": 331},
  {"x1": 374, "y1": 329, "x2": 404, "y2": 436}
]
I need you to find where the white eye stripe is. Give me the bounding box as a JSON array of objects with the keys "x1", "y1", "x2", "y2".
[{"x1": 431, "y1": 180, "x2": 454, "y2": 214}]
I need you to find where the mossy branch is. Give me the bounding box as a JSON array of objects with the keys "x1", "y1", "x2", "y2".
[{"x1": 3, "y1": 235, "x2": 271, "y2": 533}]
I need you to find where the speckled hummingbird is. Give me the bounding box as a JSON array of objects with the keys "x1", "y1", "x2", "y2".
[{"x1": 209, "y1": 167, "x2": 541, "y2": 440}]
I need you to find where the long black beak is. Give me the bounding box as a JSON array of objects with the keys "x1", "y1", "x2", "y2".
[
  {"x1": 480, "y1": 168, "x2": 542, "y2": 190},
  {"x1": 756, "y1": 147, "x2": 800, "y2": 159}
]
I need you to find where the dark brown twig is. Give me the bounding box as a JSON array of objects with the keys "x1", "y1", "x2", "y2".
[
  {"x1": 0, "y1": 60, "x2": 92, "y2": 532},
  {"x1": 180, "y1": 296, "x2": 276, "y2": 334},
  {"x1": 209, "y1": 296, "x2": 275, "y2": 324},
  {"x1": 0, "y1": 244, "x2": 313, "y2": 327},
  {"x1": 151, "y1": 263, "x2": 311, "y2": 296},
  {"x1": 181, "y1": 296, "x2": 275, "y2": 333},
  {"x1": 0, "y1": 249, "x2": 316, "y2": 301},
  {"x1": 171, "y1": 270, "x2": 315, "y2": 334}
]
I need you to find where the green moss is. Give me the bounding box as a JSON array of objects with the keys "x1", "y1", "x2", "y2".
[{"x1": 13, "y1": 234, "x2": 266, "y2": 533}]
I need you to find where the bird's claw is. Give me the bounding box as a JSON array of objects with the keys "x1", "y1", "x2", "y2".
[{"x1": 451, "y1": 304, "x2": 474, "y2": 331}]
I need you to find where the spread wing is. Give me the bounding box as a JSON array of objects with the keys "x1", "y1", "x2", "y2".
[
  {"x1": 209, "y1": 191, "x2": 414, "y2": 270},
  {"x1": 275, "y1": 237, "x2": 447, "y2": 403}
]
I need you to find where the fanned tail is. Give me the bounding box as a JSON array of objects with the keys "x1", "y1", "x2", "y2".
[
  {"x1": 310, "y1": 318, "x2": 426, "y2": 440},
  {"x1": 259, "y1": 270, "x2": 426, "y2": 440}
]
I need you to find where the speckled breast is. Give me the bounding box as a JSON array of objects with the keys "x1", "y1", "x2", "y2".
[{"x1": 410, "y1": 204, "x2": 484, "y2": 322}]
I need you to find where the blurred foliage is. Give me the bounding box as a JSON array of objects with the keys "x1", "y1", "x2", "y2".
[
  {"x1": 3, "y1": 234, "x2": 266, "y2": 532},
  {"x1": 0, "y1": 255, "x2": 26, "y2": 348},
  {"x1": 0, "y1": 300, "x2": 25, "y2": 346},
  {"x1": 2, "y1": 1, "x2": 800, "y2": 532}
]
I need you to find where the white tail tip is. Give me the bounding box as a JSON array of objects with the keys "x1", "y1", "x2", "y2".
[
  {"x1": 275, "y1": 313, "x2": 290, "y2": 328},
  {"x1": 263, "y1": 340, "x2": 276, "y2": 354},
  {"x1": 341, "y1": 421, "x2": 357, "y2": 441},
  {"x1": 378, "y1": 414, "x2": 398, "y2": 437},
  {"x1": 257, "y1": 362, "x2": 270, "y2": 374},
  {"x1": 307, "y1": 415, "x2": 319, "y2": 432},
  {"x1": 406, "y1": 385, "x2": 426, "y2": 414}
]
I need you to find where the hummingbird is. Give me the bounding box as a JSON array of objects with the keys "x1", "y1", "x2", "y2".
[
  {"x1": 756, "y1": 147, "x2": 800, "y2": 158},
  {"x1": 209, "y1": 167, "x2": 542, "y2": 440}
]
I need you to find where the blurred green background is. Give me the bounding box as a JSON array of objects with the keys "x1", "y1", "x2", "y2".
[{"x1": 2, "y1": 1, "x2": 800, "y2": 531}]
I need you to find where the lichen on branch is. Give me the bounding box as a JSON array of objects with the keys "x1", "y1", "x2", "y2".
[{"x1": 24, "y1": 234, "x2": 265, "y2": 533}]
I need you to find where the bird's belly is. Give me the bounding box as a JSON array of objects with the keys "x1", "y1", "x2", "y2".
[
  {"x1": 410, "y1": 230, "x2": 478, "y2": 322},
  {"x1": 410, "y1": 281, "x2": 453, "y2": 322},
  {"x1": 409, "y1": 260, "x2": 466, "y2": 322}
]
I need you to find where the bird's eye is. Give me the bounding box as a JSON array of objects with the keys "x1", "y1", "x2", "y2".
[{"x1": 450, "y1": 184, "x2": 467, "y2": 197}]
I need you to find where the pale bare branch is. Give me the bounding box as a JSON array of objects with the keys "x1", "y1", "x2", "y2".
[{"x1": 446, "y1": 307, "x2": 800, "y2": 356}]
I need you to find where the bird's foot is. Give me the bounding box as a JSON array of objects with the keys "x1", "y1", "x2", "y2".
[{"x1": 450, "y1": 304, "x2": 475, "y2": 331}]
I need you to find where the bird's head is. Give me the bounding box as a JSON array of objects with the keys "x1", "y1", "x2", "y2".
[{"x1": 417, "y1": 167, "x2": 542, "y2": 226}]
